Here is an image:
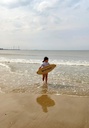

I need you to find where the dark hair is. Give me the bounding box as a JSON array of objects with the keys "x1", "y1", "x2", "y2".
[{"x1": 43, "y1": 57, "x2": 49, "y2": 62}]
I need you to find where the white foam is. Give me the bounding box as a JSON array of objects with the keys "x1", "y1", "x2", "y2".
[
  {"x1": 0, "y1": 63, "x2": 10, "y2": 69},
  {"x1": 0, "y1": 88, "x2": 5, "y2": 93},
  {"x1": 51, "y1": 60, "x2": 89, "y2": 66},
  {"x1": 0, "y1": 57, "x2": 89, "y2": 66},
  {"x1": 0, "y1": 57, "x2": 41, "y2": 64}
]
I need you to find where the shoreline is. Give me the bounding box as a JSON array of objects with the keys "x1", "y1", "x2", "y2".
[{"x1": 0, "y1": 93, "x2": 89, "y2": 128}]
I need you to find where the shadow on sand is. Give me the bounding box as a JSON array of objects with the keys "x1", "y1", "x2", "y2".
[{"x1": 36, "y1": 94, "x2": 55, "y2": 113}]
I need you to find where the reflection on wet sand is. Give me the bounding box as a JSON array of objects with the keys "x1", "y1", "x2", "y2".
[{"x1": 36, "y1": 95, "x2": 55, "y2": 113}]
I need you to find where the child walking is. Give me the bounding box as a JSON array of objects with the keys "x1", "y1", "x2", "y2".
[{"x1": 39, "y1": 57, "x2": 49, "y2": 84}]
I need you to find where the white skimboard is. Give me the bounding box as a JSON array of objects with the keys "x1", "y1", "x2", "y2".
[{"x1": 37, "y1": 64, "x2": 56, "y2": 75}]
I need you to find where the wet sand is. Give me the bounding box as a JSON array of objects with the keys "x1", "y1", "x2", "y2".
[{"x1": 0, "y1": 93, "x2": 89, "y2": 128}]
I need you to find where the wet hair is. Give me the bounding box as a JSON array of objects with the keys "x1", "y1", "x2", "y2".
[{"x1": 43, "y1": 57, "x2": 49, "y2": 62}]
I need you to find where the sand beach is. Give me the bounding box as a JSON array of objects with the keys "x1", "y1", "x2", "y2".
[{"x1": 0, "y1": 93, "x2": 89, "y2": 128}]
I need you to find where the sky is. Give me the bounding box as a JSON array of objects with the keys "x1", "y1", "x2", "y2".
[{"x1": 0, "y1": 0, "x2": 89, "y2": 50}]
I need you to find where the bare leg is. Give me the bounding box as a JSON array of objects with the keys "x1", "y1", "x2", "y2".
[
  {"x1": 42, "y1": 74, "x2": 48, "y2": 85},
  {"x1": 42, "y1": 74, "x2": 45, "y2": 82},
  {"x1": 45, "y1": 74, "x2": 48, "y2": 84}
]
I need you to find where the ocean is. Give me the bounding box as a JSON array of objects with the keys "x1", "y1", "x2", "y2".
[{"x1": 0, "y1": 50, "x2": 89, "y2": 96}]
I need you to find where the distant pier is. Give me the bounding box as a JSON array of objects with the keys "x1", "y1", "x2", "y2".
[
  {"x1": 0, "y1": 48, "x2": 3, "y2": 50},
  {"x1": 0, "y1": 48, "x2": 20, "y2": 50}
]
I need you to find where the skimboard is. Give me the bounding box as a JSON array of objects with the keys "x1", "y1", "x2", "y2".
[{"x1": 37, "y1": 64, "x2": 56, "y2": 75}]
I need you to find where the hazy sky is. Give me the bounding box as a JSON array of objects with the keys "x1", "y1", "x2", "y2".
[{"x1": 0, "y1": 0, "x2": 89, "y2": 50}]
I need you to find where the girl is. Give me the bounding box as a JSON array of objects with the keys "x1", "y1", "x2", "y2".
[{"x1": 39, "y1": 57, "x2": 49, "y2": 84}]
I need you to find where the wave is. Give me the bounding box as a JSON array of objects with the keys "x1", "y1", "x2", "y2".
[
  {"x1": 51, "y1": 60, "x2": 89, "y2": 66},
  {"x1": 0, "y1": 57, "x2": 89, "y2": 66},
  {"x1": 0, "y1": 88, "x2": 5, "y2": 93},
  {"x1": 0, "y1": 63, "x2": 11, "y2": 69}
]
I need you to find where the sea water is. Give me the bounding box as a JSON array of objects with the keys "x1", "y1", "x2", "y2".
[{"x1": 0, "y1": 50, "x2": 89, "y2": 96}]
